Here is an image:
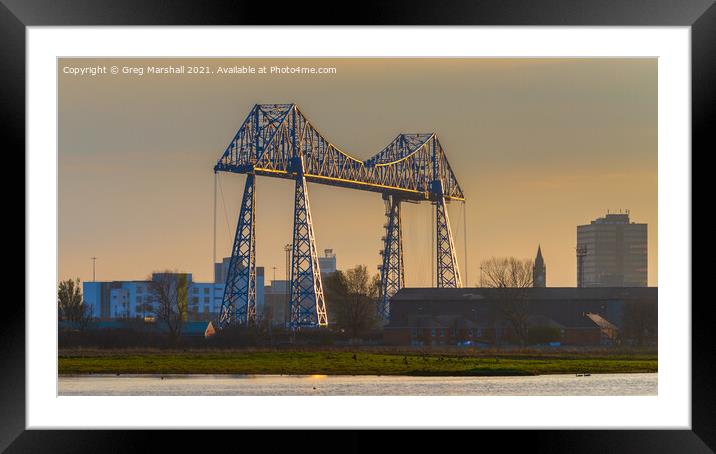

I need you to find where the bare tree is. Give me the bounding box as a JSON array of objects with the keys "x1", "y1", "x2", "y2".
[
  {"x1": 324, "y1": 265, "x2": 380, "y2": 339},
  {"x1": 76, "y1": 304, "x2": 95, "y2": 331},
  {"x1": 480, "y1": 257, "x2": 533, "y2": 346},
  {"x1": 148, "y1": 271, "x2": 189, "y2": 339},
  {"x1": 58, "y1": 278, "x2": 85, "y2": 322}
]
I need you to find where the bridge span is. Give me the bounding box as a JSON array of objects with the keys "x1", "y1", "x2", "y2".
[{"x1": 215, "y1": 104, "x2": 465, "y2": 329}]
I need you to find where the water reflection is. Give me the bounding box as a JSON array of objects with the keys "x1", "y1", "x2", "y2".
[{"x1": 59, "y1": 373, "x2": 657, "y2": 396}]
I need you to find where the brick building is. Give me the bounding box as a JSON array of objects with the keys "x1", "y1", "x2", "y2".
[{"x1": 384, "y1": 287, "x2": 656, "y2": 346}]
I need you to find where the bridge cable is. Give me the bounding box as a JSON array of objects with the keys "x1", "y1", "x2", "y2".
[
  {"x1": 463, "y1": 200, "x2": 468, "y2": 287},
  {"x1": 213, "y1": 173, "x2": 217, "y2": 269},
  {"x1": 216, "y1": 173, "x2": 233, "y2": 253}
]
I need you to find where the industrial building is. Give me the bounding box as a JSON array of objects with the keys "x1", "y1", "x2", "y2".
[
  {"x1": 83, "y1": 260, "x2": 265, "y2": 321},
  {"x1": 319, "y1": 249, "x2": 337, "y2": 276},
  {"x1": 577, "y1": 211, "x2": 648, "y2": 287},
  {"x1": 260, "y1": 249, "x2": 339, "y2": 327},
  {"x1": 384, "y1": 287, "x2": 657, "y2": 346},
  {"x1": 213, "y1": 257, "x2": 232, "y2": 286},
  {"x1": 83, "y1": 273, "x2": 222, "y2": 321},
  {"x1": 264, "y1": 279, "x2": 290, "y2": 326}
]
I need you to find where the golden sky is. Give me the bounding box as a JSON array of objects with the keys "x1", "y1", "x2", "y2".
[{"x1": 58, "y1": 58, "x2": 657, "y2": 287}]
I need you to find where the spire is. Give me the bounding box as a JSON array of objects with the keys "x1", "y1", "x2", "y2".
[{"x1": 533, "y1": 244, "x2": 546, "y2": 288}]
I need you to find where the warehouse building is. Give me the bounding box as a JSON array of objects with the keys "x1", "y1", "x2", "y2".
[{"x1": 384, "y1": 287, "x2": 656, "y2": 346}]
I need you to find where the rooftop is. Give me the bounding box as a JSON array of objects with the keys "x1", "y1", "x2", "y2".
[{"x1": 391, "y1": 287, "x2": 657, "y2": 302}]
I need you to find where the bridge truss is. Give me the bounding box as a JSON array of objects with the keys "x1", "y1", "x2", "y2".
[{"x1": 216, "y1": 104, "x2": 465, "y2": 329}]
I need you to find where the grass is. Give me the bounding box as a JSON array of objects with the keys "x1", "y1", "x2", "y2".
[{"x1": 58, "y1": 350, "x2": 658, "y2": 376}]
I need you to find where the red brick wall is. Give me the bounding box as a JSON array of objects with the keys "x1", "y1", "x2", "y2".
[
  {"x1": 563, "y1": 328, "x2": 601, "y2": 345},
  {"x1": 383, "y1": 327, "x2": 412, "y2": 345}
]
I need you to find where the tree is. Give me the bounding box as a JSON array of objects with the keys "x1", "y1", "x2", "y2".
[
  {"x1": 324, "y1": 265, "x2": 380, "y2": 339},
  {"x1": 76, "y1": 304, "x2": 95, "y2": 331},
  {"x1": 480, "y1": 257, "x2": 533, "y2": 346},
  {"x1": 527, "y1": 326, "x2": 562, "y2": 345},
  {"x1": 58, "y1": 278, "x2": 86, "y2": 322},
  {"x1": 148, "y1": 271, "x2": 189, "y2": 339}
]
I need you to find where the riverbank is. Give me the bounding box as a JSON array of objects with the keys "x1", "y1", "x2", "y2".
[{"x1": 58, "y1": 350, "x2": 657, "y2": 376}]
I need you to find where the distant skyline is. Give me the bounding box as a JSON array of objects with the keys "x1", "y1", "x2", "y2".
[{"x1": 59, "y1": 58, "x2": 657, "y2": 287}]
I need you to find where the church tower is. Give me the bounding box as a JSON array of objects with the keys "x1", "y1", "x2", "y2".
[{"x1": 533, "y1": 245, "x2": 546, "y2": 287}]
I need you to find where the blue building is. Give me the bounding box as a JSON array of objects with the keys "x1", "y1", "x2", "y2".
[{"x1": 82, "y1": 262, "x2": 265, "y2": 321}]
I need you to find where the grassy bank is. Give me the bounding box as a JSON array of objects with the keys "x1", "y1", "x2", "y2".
[{"x1": 58, "y1": 350, "x2": 657, "y2": 376}]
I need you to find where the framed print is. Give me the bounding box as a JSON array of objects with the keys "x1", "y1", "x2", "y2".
[{"x1": 5, "y1": 0, "x2": 714, "y2": 451}]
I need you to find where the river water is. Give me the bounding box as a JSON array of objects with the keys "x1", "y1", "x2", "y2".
[{"x1": 59, "y1": 373, "x2": 657, "y2": 396}]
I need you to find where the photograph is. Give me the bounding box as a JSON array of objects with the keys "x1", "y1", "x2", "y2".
[
  {"x1": 3, "y1": 0, "x2": 711, "y2": 445},
  {"x1": 57, "y1": 57, "x2": 658, "y2": 397}
]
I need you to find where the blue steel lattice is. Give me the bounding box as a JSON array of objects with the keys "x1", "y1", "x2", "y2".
[
  {"x1": 288, "y1": 168, "x2": 328, "y2": 329},
  {"x1": 436, "y1": 196, "x2": 462, "y2": 288},
  {"x1": 215, "y1": 104, "x2": 464, "y2": 202},
  {"x1": 377, "y1": 195, "x2": 404, "y2": 321},
  {"x1": 214, "y1": 104, "x2": 466, "y2": 326},
  {"x1": 218, "y1": 173, "x2": 257, "y2": 327}
]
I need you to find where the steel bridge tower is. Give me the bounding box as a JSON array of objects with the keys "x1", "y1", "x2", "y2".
[
  {"x1": 378, "y1": 194, "x2": 405, "y2": 322},
  {"x1": 288, "y1": 157, "x2": 328, "y2": 328},
  {"x1": 215, "y1": 104, "x2": 465, "y2": 329},
  {"x1": 218, "y1": 173, "x2": 256, "y2": 327},
  {"x1": 435, "y1": 195, "x2": 462, "y2": 288}
]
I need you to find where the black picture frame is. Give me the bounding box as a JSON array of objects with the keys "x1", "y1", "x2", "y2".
[{"x1": 4, "y1": 0, "x2": 712, "y2": 451}]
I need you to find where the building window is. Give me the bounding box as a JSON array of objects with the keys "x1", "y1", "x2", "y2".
[
  {"x1": 193, "y1": 288, "x2": 198, "y2": 294},
  {"x1": 204, "y1": 297, "x2": 210, "y2": 303},
  {"x1": 431, "y1": 328, "x2": 436, "y2": 337},
  {"x1": 204, "y1": 288, "x2": 210, "y2": 294},
  {"x1": 192, "y1": 297, "x2": 199, "y2": 303}
]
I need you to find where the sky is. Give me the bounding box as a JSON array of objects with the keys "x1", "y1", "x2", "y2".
[{"x1": 58, "y1": 58, "x2": 657, "y2": 287}]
